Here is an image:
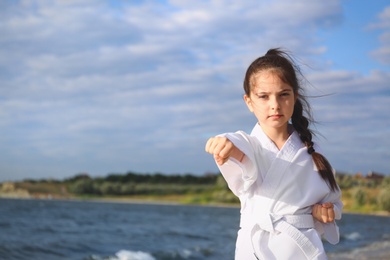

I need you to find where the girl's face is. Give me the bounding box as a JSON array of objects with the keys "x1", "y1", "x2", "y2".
[{"x1": 244, "y1": 70, "x2": 296, "y2": 133}]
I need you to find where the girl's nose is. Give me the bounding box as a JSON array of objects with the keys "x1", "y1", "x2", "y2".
[{"x1": 271, "y1": 97, "x2": 280, "y2": 110}]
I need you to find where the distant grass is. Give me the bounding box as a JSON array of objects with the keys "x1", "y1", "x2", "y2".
[
  {"x1": 15, "y1": 181, "x2": 68, "y2": 195},
  {"x1": 341, "y1": 187, "x2": 387, "y2": 214},
  {"x1": 73, "y1": 193, "x2": 226, "y2": 205},
  {"x1": 5, "y1": 178, "x2": 389, "y2": 215}
]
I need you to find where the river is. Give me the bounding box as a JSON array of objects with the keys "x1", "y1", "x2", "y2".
[{"x1": 0, "y1": 198, "x2": 389, "y2": 259}]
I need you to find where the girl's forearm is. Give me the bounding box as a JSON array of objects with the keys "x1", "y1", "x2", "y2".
[{"x1": 231, "y1": 147, "x2": 245, "y2": 162}]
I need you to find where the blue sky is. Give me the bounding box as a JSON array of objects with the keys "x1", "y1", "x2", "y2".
[{"x1": 1, "y1": 0, "x2": 389, "y2": 182}]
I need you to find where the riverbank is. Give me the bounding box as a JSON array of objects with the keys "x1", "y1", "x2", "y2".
[
  {"x1": 2, "y1": 194, "x2": 389, "y2": 217},
  {"x1": 1, "y1": 179, "x2": 390, "y2": 216},
  {"x1": 78, "y1": 195, "x2": 390, "y2": 216}
]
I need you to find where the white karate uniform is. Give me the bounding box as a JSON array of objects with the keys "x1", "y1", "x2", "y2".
[{"x1": 217, "y1": 124, "x2": 343, "y2": 260}]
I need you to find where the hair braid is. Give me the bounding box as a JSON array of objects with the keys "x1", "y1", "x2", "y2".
[
  {"x1": 291, "y1": 100, "x2": 312, "y2": 147},
  {"x1": 292, "y1": 100, "x2": 339, "y2": 191}
]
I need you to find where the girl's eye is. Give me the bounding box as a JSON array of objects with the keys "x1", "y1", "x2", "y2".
[
  {"x1": 257, "y1": 95, "x2": 268, "y2": 99},
  {"x1": 281, "y1": 92, "x2": 290, "y2": 97}
]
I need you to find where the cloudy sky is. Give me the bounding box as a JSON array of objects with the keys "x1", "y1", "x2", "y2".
[{"x1": 1, "y1": 0, "x2": 389, "y2": 182}]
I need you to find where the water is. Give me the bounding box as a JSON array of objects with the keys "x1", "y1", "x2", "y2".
[{"x1": 0, "y1": 198, "x2": 389, "y2": 260}]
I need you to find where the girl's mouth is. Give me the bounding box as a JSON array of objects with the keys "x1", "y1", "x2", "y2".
[{"x1": 269, "y1": 114, "x2": 283, "y2": 119}]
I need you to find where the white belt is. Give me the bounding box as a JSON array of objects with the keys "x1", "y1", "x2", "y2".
[{"x1": 246, "y1": 213, "x2": 319, "y2": 260}]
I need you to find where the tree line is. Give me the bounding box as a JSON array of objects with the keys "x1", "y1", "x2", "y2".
[
  {"x1": 62, "y1": 171, "x2": 223, "y2": 197},
  {"x1": 17, "y1": 171, "x2": 390, "y2": 211}
]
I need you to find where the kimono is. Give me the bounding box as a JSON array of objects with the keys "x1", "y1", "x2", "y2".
[{"x1": 217, "y1": 124, "x2": 342, "y2": 260}]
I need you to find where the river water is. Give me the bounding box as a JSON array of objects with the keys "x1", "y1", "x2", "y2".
[{"x1": 0, "y1": 198, "x2": 389, "y2": 260}]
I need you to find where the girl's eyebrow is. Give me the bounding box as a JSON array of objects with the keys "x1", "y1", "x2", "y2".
[{"x1": 255, "y1": 88, "x2": 293, "y2": 94}]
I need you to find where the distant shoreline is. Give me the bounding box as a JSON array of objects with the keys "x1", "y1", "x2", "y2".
[{"x1": 2, "y1": 195, "x2": 389, "y2": 217}]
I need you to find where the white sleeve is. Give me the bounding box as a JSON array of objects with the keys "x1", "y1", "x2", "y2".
[
  {"x1": 315, "y1": 188, "x2": 343, "y2": 244},
  {"x1": 216, "y1": 131, "x2": 261, "y2": 196}
]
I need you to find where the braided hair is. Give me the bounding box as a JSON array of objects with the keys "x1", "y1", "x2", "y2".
[{"x1": 243, "y1": 48, "x2": 339, "y2": 191}]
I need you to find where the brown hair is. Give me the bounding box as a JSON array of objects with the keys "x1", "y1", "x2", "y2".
[{"x1": 243, "y1": 48, "x2": 339, "y2": 191}]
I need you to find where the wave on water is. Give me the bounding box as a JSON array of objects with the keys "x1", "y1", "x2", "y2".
[
  {"x1": 87, "y1": 246, "x2": 214, "y2": 260},
  {"x1": 328, "y1": 240, "x2": 390, "y2": 260},
  {"x1": 88, "y1": 250, "x2": 155, "y2": 260},
  {"x1": 342, "y1": 231, "x2": 362, "y2": 241},
  {"x1": 115, "y1": 250, "x2": 156, "y2": 260}
]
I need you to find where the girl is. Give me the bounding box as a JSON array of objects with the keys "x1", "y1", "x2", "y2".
[{"x1": 205, "y1": 48, "x2": 342, "y2": 260}]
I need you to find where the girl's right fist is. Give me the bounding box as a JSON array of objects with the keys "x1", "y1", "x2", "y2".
[{"x1": 205, "y1": 137, "x2": 235, "y2": 165}]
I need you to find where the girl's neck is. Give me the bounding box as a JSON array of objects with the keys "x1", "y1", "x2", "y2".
[{"x1": 260, "y1": 123, "x2": 290, "y2": 150}]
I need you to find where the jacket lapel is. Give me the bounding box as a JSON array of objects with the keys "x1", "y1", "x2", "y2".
[{"x1": 251, "y1": 124, "x2": 302, "y2": 200}]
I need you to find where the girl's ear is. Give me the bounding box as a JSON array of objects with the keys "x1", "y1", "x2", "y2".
[{"x1": 243, "y1": 94, "x2": 254, "y2": 112}]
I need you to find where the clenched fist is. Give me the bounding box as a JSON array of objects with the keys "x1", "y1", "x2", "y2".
[
  {"x1": 312, "y1": 202, "x2": 335, "y2": 223},
  {"x1": 205, "y1": 137, "x2": 243, "y2": 165}
]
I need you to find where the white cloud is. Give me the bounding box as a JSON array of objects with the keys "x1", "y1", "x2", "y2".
[
  {"x1": 369, "y1": 5, "x2": 390, "y2": 65},
  {"x1": 0, "y1": 0, "x2": 389, "y2": 181}
]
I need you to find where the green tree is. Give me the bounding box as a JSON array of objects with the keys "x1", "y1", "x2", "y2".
[
  {"x1": 337, "y1": 175, "x2": 354, "y2": 189},
  {"x1": 121, "y1": 183, "x2": 136, "y2": 195},
  {"x1": 215, "y1": 175, "x2": 229, "y2": 190},
  {"x1": 381, "y1": 176, "x2": 390, "y2": 188},
  {"x1": 353, "y1": 188, "x2": 367, "y2": 207},
  {"x1": 100, "y1": 182, "x2": 122, "y2": 195},
  {"x1": 69, "y1": 179, "x2": 94, "y2": 194},
  {"x1": 378, "y1": 188, "x2": 390, "y2": 212}
]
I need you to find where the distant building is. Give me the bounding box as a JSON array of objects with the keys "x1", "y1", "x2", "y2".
[
  {"x1": 366, "y1": 171, "x2": 385, "y2": 181},
  {"x1": 355, "y1": 172, "x2": 364, "y2": 179}
]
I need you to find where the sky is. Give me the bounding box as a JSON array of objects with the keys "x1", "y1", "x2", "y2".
[{"x1": 1, "y1": 0, "x2": 389, "y2": 182}]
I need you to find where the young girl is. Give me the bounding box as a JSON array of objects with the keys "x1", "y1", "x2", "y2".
[{"x1": 205, "y1": 48, "x2": 342, "y2": 260}]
